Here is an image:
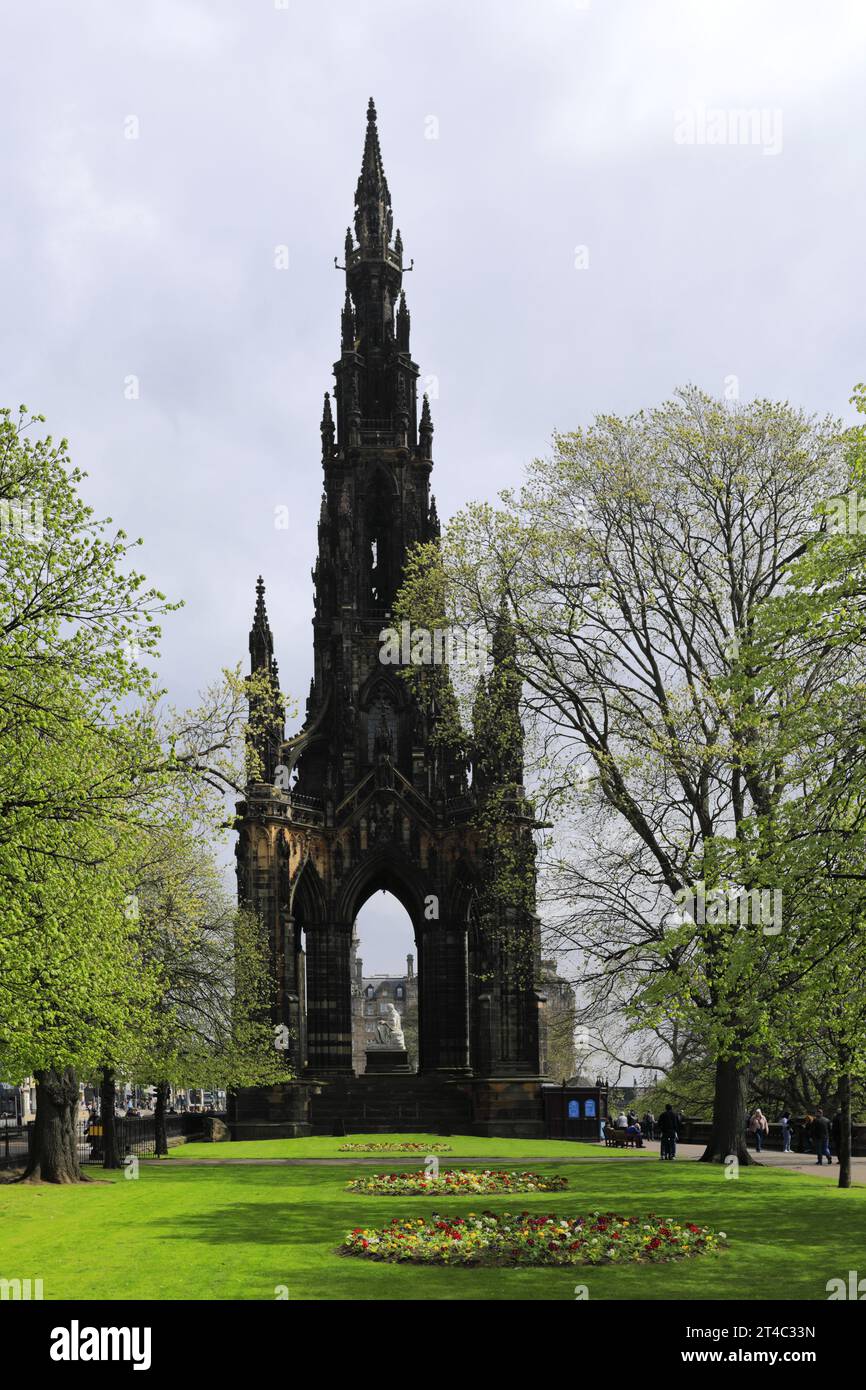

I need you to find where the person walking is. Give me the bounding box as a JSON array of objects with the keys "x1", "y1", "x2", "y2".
[
  {"x1": 658, "y1": 1103, "x2": 679, "y2": 1160},
  {"x1": 747, "y1": 1108, "x2": 769, "y2": 1153},
  {"x1": 802, "y1": 1113, "x2": 814, "y2": 1154},
  {"x1": 779, "y1": 1111, "x2": 793, "y2": 1154},
  {"x1": 813, "y1": 1108, "x2": 832, "y2": 1165},
  {"x1": 831, "y1": 1108, "x2": 844, "y2": 1163},
  {"x1": 643, "y1": 1111, "x2": 656, "y2": 1142}
]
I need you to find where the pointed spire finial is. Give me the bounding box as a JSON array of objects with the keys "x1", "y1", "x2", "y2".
[
  {"x1": 396, "y1": 288, "x2": 410, "y2": 350},
  {"x1": 493, "y1": 592, "x2": 518, "y2": 668},
  {"x1": 250, "y1": 575, "x2": 274, "y2": 667},
  {"x1": 340, "y1": 289, "x2": 355, "y2": 350},
  {"x1": 355, "y1": 96, "x2": 392, "y2": 251},
  {"x1": 419, "y1": 393, "x2": 434, "y2": 460},
  {"x1": 321, "y1": 391, "x2": 335, "y2": 460},
  {"x1": 254, "y1": 574, "x2": 269, "y2": 622}
]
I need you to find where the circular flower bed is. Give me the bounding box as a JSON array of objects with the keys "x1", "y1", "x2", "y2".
[
  {"x1": 337, "y1": 1142, "x2": 452, "y2": 1153},
  {"x1": 339, "y1": 1211, "x2": 727, "y2": 1265},
  {"x1": 347, "y1": 1169, "x2": 568, "y2": 1196}
]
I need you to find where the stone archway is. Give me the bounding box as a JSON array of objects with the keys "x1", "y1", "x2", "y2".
[
  {"x1": 338, "y1": 850, "x2": 434, "y2": 1075},
  {"x1": 352, "y1": 890, "x2": 417, "y2": 1073}
]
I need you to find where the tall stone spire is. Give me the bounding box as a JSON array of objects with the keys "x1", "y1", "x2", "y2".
[
  {"x1": 353, "y1": 97, "x2": 393, "y2": 254},
  {"x1": 473, "y1": 597, "x2": 525, "y2": 792},
  {"x1": 249, "y1": 574, "x2": 273, "y2": 671},
  {"x1": 247, "y1": 575, "x2": 284, "y2": 784},
  {"x1": 333, "y1": 99, "x2": 419, "y2": 450}
]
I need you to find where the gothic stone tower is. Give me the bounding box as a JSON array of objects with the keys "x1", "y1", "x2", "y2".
[{"x1": 233, "y1": 100, "x2": 544, "y2": 1137}]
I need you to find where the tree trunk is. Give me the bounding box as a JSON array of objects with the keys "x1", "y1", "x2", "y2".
[
  {"x1": 838, "y1": 1072, "x2": 852, "y2": 1190},
  {"x1": 700, "y1": 1056, "x2": 755, "y2": 1164},
  {"x1": 17, "y1": 1068, "x2": 87, "y2": 1183},
  {"x1": 100, "y1": 1067, "x2": 123, "y2": 1170},
  {"x1": 154, "y1": 1081, "x2": 169, "y2": 1157}
]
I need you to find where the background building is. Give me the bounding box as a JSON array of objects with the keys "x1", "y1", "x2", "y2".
[
  {"x1": 351, "y1": 929, "x2": 418, "y2": 1071},
  {"x1": 538, "y1": 959, "x2": 577, "y2": 1082}
]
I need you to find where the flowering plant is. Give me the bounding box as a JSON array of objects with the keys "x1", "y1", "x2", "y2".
[
  {"x1": 337, "y1": 1142, "x2": 452, "y2": 1153},
  {"x1": 346, "y1": 1169, "x2": 568, "y2": 1196},
  {"x1": 340, "y1": 1211, "x2": 727, "y2": 1265}
]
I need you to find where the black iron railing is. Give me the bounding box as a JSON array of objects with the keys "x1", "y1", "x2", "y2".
[{"x1": 0, "y1": 1114, "x2": 208, "y2": 1168}]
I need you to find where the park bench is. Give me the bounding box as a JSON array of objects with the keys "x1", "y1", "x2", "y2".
[{"x1": 604, "y1": 1128, "x2": 643, "y2": 1148}]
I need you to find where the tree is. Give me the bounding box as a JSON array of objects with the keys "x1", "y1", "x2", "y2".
[
  {"x1": 740, "y1": 384, "x2": 866, "y2": 1187},
  {"x1": 126, "y1": 833, "x2": 288, "y2": 1158},
  {"x1": 398, "y1": 387, "x2": 850, "y2": 1162},
  {"x1": 0, "y1": 408, "x2": 281, "y2": 1180},
  {"x1": 0, "y1": 671, "x2": 165, "y2": 1180}
]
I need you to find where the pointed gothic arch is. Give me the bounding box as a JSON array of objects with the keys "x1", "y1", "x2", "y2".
[{"x1": 337, "y1": 844, "x2": 429, "y2": 928}]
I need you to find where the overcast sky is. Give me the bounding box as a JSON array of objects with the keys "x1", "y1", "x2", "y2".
[{"x1": 2, "y1": 0, "x2": 864, "y2": 972}]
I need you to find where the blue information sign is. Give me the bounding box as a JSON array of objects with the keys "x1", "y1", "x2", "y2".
[
  {"x1": 584, "y1": 1099, "x2": 597, "y2": 1118},
  {"x1": 567, "y1": 1099, "x2": 580, "y2": 1118}
]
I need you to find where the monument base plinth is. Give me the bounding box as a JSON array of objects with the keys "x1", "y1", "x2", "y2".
[
  {"x1": 228, "y1": 1081, "x2": 316, "y2": 1140},
  {"x1": 365, "y1": 1049, "x2": 412, "y2": 1074}
]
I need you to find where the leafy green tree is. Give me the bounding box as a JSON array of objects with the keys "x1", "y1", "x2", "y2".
[
  {"x1": 738, "y1": 385, "x2": 866, "y2": 1187},
  {"x1": 127, "y1": 834, "x2": 288, "y2": 1157},
  {"x1": 398, "y1": 388, "x2": 850, "y2": 1162},
  {"x1": 0, "y1": 408, "x2": 175, "y2": 1179},
  {"x1": 0, "y1": 408, "x2": 281, "y2": 1180}
]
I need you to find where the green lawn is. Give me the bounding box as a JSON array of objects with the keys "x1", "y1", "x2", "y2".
[
  {"x1": 1, "y1": 1145, "x2": 862, "y2": 1300},
  {"x1": 167, "y1": 1132, "x2": 616, "y2": 1160}
]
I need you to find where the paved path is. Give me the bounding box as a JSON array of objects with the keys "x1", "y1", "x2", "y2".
[
  {"x1": 137, "y1": 1139, "x2": 865, "y2": 1181},
  {"x1": 633, "y1": 1140, "x2": 865, "y2": 1181},
  {"x1": 139, "y1": 1154, "x2": 650, "y2": 1168}
]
